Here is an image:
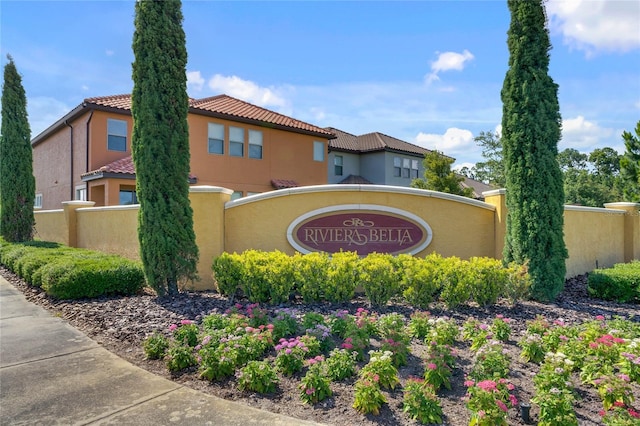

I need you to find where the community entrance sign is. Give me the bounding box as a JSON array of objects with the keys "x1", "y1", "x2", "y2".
[{"x1": 287, "y1": 204, "x2": 432, "y2": 255}]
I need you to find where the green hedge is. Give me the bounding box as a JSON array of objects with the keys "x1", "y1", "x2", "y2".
[
  {"x1": 0, "y1": 238, "x2": 145, "y2": 299},
  {"x1": 212, "y1": 250, "x2": 531, "y2": 307},
  {"x1": 588, "y1": 261, "x2": 640, "y2": 303}
]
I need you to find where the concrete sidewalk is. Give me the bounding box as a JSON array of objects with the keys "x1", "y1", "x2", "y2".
[{"x1": 0, "y1": 276, "x2": 323, "y2": 425}]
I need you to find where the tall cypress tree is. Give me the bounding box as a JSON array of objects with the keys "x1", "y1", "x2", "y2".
[
  {"x1": 501, "y1": 0, "x2": 567, "y2": 301},
  {"x1": 0, "y1": 55, "x2": 35, "y2": 242},
  {"x1": 131, "y1": 0, "x2": 198, "y2": 296}
]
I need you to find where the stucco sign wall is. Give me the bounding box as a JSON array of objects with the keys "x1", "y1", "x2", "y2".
[{"x1": 287, "y1": 204, "x2": 432, "y2": 255}]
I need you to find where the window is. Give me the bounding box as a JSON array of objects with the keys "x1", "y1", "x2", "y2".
[
  {"x1": 334, "y1": 155, "x2": 343, "y2": 176},
  {"x1": 402, "y1": 158, "x2": 411, "y2": 178},
  {"x1": 208, "y1": 123, "x2": 224, "y2": 154},
  {"x1": 411, "y1": 160, "x2": 419, "y2": 179},
  {"x1": 248, "y1": 130, "x2": 263, "y2": 159},
  {"x1": 229, "y1": 126, "x2": 244, "y2": 157},
  {"x1": 75, "y1": 185, "x2": 87, "y2": 201},
  {"x1": 107, "y1": 119, "x2": 127, "y2": 151},
  {"x1": 119, "y1": 189, "x2": 137, "y2": 205},
  {"x1": 34, "y1": 194, "x2": 42, "y2": 208},
  {"x1": 313, "y1": 141, "x2": 324, "y2": 162},
  {"x1": 230, "y1": 191, "x2": 243, "y2": 200},
  {"x1": 393, "y1": 157, "x2": 402, "y2": 177}
]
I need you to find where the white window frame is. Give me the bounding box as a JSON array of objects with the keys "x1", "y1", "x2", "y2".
[
  {"x1": 34, "y1": 193, "x2": 43, "y2": 209},
  {"x1": 334, "y1": 155, "x2": 343, "y2": 176},
  {"x1": 248, "y1": 130, "x2": 263, "y2": 159},
  {"x1": 208, "y1": 123, "x2": 224, "y2": 155},
  {"x1": 402, "y1": 158, "x2": 411, "y2": 178},
  {"x1": 229, "y1": 126, "x2": 244, "y2": 157},
  {"x1": 313, "y1": 141, "x2": 325, "y2": 162},
  {"x1": 107, "y1": 119, "x2": 127, "y2": 152},
  {"x1": 75, "y1": 184, "x2": 87, "y2": 201},
  {"x1": 393, "y1": 157, "x2": 402, "y2": 177},
  {"x1": 411, "y1": 159, "x2": 419, "y2": 179}
]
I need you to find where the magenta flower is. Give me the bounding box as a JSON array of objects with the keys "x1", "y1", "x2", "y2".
[
  {"x1": 496, "y1": 400, "x2": 508, "y2": 412},
  {"x1": 180, "y1": 319, "x2": 193, "y2": 325},
  {"x1": 169, "y1": 324, "x2": 178, "y2": 331},
  {"x1": 427, "y1": 362, "x2": 437, "y2": 370}
]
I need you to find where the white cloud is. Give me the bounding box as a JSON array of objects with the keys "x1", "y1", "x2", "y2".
[
  {"x1": 415, "y1": 127, "x2": 474, "y2": 151},
  {"x1": 105, "y1": 50, "x2": 114, "y2": 57},
  {"x1": 186, "y1": 71, "x2": 205, "y2": 92},
  {"x1": 559, "y1": 115, "x2": 616, "y2": 151},
  {"x1": 426, "y1": 50, "x2": 474, "y2": 83},
  {"x1": 207, "y1": 74, "x2": 288, "y2": 109},
  {"x1": 546, "y1": 0, "x2": 640, "y2": 55}
]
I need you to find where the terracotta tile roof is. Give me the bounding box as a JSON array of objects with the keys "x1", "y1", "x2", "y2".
[
  {"x1": 326, "y1": 127, "x2": 360, "y2": 151},
  {"x1": 192, "y1": 95, "x2": 334, "y2": 137},
  {"x1": 81, "y1": 156, "x2": 135, "y2": 178},
  {"x1": 338, "y1": 175, "x2": 373, "y2": 184},
  {"x1": 327, "y1": 127, "x2": 434, "y2": 157},
  {"x1": 271, "y1": 179, "x2": 299, "y2": 189},
  {"x1": 85, "y1": 94, "x2": 132, "y2": 111},
  {"x1": 82, "y1": 94, "x2": 334, "y2": 138},
  {"x1": 82, "y1": 155, "x2": 198, "y2": 183}
]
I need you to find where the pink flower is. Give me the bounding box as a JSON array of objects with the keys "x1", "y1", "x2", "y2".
[
  {"x1": 628, "y1": 408, "x2": 640, "y2": 419},
  {"x1": 169, "y1": 324, "x2": 178, "y2": 331},
  {"x1": 509, "y1": 394, "x2": 518, "y2": 406},
  {"x1": 285, "y1": 348, "x2": 292, "y2": 355},
  {"x1": 305, "y1": 388, "x2": 315, "y2": 395},
  {"x1": 507, "y1": 383, "x2": 515, "y2": 391},
  {"x1": 180, "y1": 319, "x2": 193, "y2": 325},
  {"x1": 427, "y1": 363, "x2": 437, "y2": 370},
  {"x1": 341, "y1": 343, "x2": 353, "y2": 350},
  {"x1": 596, "y1": 315, "x2": 605, "y2": 321},
  {"x1": 464, "y1": 380, "x2": 475, "y2": 387},
  {"x1": 477, "y1": 380, "x2": 497, "y2": 392},
  {"x1": 373, "y1": 374, "x2": 380, "y2": 383},
  {"x1": 496, "y1": 400, "x2": 508, "y2": 412}
]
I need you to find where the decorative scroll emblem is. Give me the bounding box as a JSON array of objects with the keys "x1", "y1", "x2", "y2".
[{"x1": 287, "y1": 205, "x2": 432, "y2": 255}]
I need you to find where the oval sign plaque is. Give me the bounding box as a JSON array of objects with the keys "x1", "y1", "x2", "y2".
[{"x1": 287, "y1": 204, "x2": 432, "y2": 255}]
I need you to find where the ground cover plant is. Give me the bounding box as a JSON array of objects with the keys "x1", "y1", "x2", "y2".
[{"x1": 2, "y1": 253, "x2": 639, "y2": 425}]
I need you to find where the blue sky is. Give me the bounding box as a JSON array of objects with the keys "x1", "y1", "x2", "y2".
[{"x1": 1, "y1": 0, "x2": 639, "y2": 169}]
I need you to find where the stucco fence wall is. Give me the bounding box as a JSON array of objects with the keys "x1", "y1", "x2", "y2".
[{"x1": 33, "y1": 185, "x2": 639, "y2": 291}]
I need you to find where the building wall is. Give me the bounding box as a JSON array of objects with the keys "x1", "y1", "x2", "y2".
[
  {"x1": 327, "y1": 151, "x2": 360, "y2": 183},
  {"x1": 186, "y1": 115, "x2": 328, "y2": 196}
]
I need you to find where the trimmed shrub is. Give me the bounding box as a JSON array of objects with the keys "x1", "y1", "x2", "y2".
[
  {"x1": 293, "y1": 251, "x2": 330, "y2": 303},
  {"x1": 359, "y1": 252, "x2": 400, "y2": 307},
  {"x1": 400, "y1": 253, "x2": 444, "y2": 308},
  {"x1": 212, "y1": 252, "x2": 243, "y2": 297},
  {"x1": 39, "y1": 256, "x2": 144, "y2": 299},
  {"x1": 588, "y1": 261, "x2": 640, "y2": 303},
  {"x1": 325, "y1": 251, "x2": 359, "y2": 303}
]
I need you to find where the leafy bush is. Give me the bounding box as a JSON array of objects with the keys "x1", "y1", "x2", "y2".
[
  {"x1": 237, "y1": 360, "x2": 279, "y2": 394},
  {"x1": 325, "y1": 251, "x2": 359, "y2": 302},
  {"x1": 39, "y1": 256, "x2": 144, "y2": 299},
  {"x1": 0, "y1": 239, "x2": 145, "y2": 299},
  {"x1": 400, "y1": 253, "x2": 444, "y2": 308},
  {"x1": 142, "y1": 332, "x2": 169, "y2": 359},
  {"x1": 588, "y1": 262, "x2": 640, "y2": 303},
  {"x1": 359, "y1": 253, "x2": 400, "y2": 307},
  {"x1": 212, "y1": 252, "x2": 243, "y2": 297},
  {"x1": 293, "y1": 251, "x2": 330, "y2": 302}
]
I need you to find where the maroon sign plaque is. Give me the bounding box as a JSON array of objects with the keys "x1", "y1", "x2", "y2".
[{"x1": 287, "y1": 205, "x2": 432, "y2": 255}]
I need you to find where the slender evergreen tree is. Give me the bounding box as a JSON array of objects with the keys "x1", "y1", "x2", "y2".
[
  {"x1": 131, "y1": 0, "x2": 198, "y2": 296},
  {"x1": 501, "y1": 0, "x2": 567, "y2": 301},
  {"x1": 0, "y1": 55, "x2": 35, "y2": 242}
]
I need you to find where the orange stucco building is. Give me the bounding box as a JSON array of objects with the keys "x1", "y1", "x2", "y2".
[{"x1": 32, "y1": 94, "x2": 335, "y2": 209}]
